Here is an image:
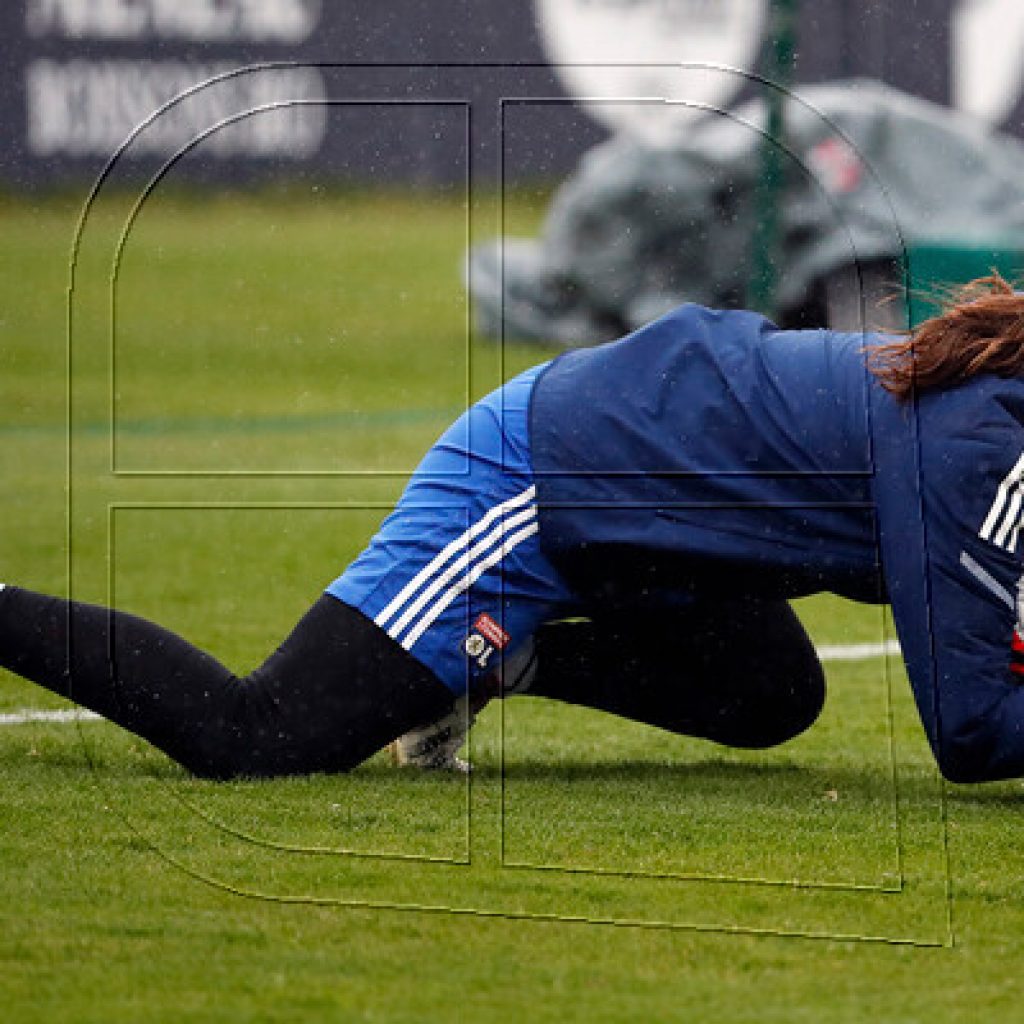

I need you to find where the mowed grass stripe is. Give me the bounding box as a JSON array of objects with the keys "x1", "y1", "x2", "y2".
[{"x1": 0, "y1": 406, "x2": 459, "y2": 438}]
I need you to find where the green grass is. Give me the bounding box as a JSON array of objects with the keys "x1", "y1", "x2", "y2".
[{"x1": 2, "y1": 191, "x2": 1024, "y2": 1022}]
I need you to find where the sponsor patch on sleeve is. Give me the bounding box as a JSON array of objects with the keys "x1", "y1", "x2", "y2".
[{"x1": 473, "y1": 612, "x2": 509, "y2": 650}]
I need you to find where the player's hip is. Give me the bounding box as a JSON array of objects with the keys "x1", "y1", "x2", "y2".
[{"x1": 327, "y1": 362, "x2": 574, "y2": 693}]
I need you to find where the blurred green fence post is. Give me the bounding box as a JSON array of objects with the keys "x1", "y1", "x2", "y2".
[{"x1": 747, "y1": 0, "x2": 798, "y2": 318}]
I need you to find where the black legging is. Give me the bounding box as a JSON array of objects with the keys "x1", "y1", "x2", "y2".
[
  {"x1": 0, "y1": 587, "x2": 824, "y2": 778},
  {"x1": 0, "y1": 588, "x2": 453, "y2": 779},
  {"x1": 530, "y1": 599, "x2": 825, "y2": 749}
]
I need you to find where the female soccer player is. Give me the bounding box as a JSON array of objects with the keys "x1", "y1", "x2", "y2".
[{"x1": 3, "y1": 274, "x2": 1024, "y2": 783}]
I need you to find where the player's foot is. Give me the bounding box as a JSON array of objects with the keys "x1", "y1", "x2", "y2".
[
  {"x1": 389, "y1": 640, "x2": 537, "y2": 771},
  {"x1": 390, "y1": 693, "x2": 475, "y2": 772}
]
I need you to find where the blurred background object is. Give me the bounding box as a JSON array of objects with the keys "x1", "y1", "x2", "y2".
[
  {"x1": 3, "y1": 0, "x2": 1024, "y2": 190},
  {"x1": 2, "y1": 0, "x2": 1023, "y2": 341},
  {"x1": 469, "y1": 80, "x2": 1024, "y2": 343}
]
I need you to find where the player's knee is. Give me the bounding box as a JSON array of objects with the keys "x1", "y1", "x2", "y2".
[
  {"x1": 163, "y1": 687, "x2": 295, "y2": 780},
  {"x1": 724, "y1": 661, "x2": 826, "y2": 749},
  {"x1": 174, "y1": 726, "x2": 254, "y2": 780},
  {"x1": 179, "y1": 722, "x2": 364, "y2": 780},
  {"x1": 789, "y1": 661, "x2": 827, "y2": 738}
]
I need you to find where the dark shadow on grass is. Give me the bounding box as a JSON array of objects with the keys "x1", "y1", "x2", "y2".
[
  {"x1": 55, "y1": 750, "x2": 470, "y2": 785},
  {"x1": 490, "y1": 757, "x2": 804, "y2": 782},
  {"x1": 943, "y1": 785, "x2": 1024, "y2": 808},
  {"x1": 5, "y1": 743, "x2": 954, "y2": 808},
  {"x1": 486, "y1": 756, "x2": 944, "y2": 804}
]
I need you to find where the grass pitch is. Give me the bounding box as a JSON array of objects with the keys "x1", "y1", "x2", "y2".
[{"x1": 2, "y1": 190, "x2": 1024, "y2": 1022}]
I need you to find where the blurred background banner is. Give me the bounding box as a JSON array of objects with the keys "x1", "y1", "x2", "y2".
[{"x1": 2, "y1": 0, "x2": 1024, "y2": 189}]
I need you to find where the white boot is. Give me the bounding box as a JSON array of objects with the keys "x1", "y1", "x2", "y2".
[
  {"x1": 390, "y1": 693, "x2": 475, "y2": 772},
  {"x1": 389, "y1": 639, "x2": 537, "y2": 771}
]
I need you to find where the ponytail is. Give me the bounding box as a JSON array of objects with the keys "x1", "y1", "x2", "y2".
[{"x1": 867, "y1": 272, "x2": 1024, "y2": 400}]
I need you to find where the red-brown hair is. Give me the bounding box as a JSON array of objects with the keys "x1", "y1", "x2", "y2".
[{"x1": 867, "y1": 272, "x2": 1024, "y2": 399}]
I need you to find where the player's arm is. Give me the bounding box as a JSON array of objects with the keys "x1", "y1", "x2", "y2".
[
  {"x1": 897, "y1": 466, "x2": 1024, "y2": 784},
  {"x1": 867, "y1": 274, "x2": 1024, "y2": 781}
]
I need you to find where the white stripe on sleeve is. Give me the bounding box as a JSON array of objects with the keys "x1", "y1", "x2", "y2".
[
  {"x1": 993, "y1": 488, "x2": 1024, "y2": 551},
  {"x1": 960, "y1": 550, "x2": 1016, "y2": 610},
  {"x1": 980, "y1": 452, "x2": 1024, "y2": 547}
]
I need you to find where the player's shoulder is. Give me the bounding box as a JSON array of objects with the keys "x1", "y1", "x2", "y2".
[
  {"x1": 919, "y1": 370, "x2": 1024, "y2": 441},
  {"x1": 915, "y1": 372, "x2": 1024, "y2": 532}
]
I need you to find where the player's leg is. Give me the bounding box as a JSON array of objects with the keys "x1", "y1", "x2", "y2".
[
  {"x1": 524, "y1": 598, "x2": 825, "y2": 748},
  {"x1": 0, "y1": 585, "x2": 452, "y2": 778}
]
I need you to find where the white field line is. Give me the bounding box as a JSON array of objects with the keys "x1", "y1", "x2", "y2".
[
  {"x1": 817, "y1": 639, "x2": 901, "y2": 661},
  {"x1": 0, "y1": 708, "x2": 102, "y2": 726},
  {"x1": 0, "y1": 641, "x2": 902, "y2": 727}
]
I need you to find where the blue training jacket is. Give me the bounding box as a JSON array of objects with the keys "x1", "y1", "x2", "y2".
[{"x1": 529, "y1": 304, "x2": 1024, "y2": 782}]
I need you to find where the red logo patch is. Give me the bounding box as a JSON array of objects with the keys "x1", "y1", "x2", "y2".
[{"x1": 473, "y1": 613, "x2": 509, "y2": 650}]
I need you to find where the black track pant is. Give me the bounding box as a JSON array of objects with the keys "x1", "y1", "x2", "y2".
[{"x1": 0, "y1": 587, "x2": 824, "y2": 778}]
